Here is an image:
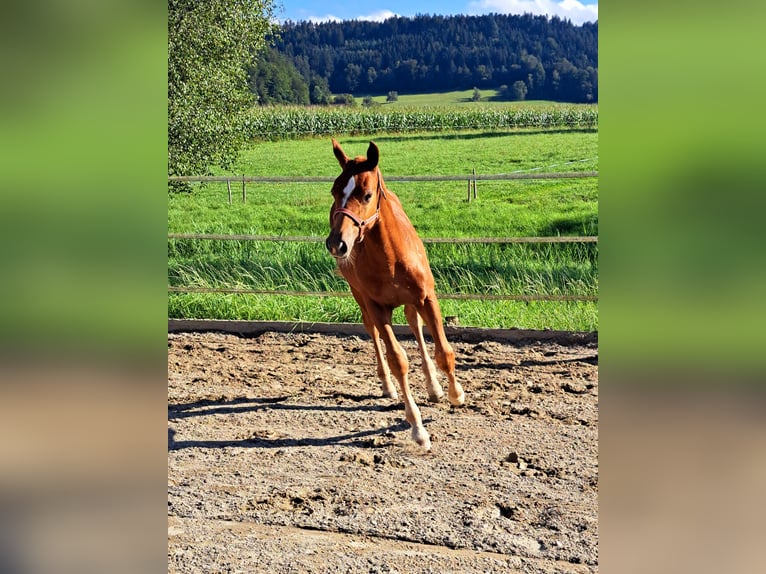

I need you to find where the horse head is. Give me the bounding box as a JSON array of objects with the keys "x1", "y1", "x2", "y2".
[{"x1": 325, "y1": 139, "x2": 386, "y2": 260}]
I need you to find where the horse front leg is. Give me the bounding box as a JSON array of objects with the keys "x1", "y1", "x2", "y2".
[
  {"x1": 368, "y1": 301, "x2": 430, "y2": 450},
  {"x1": 351, "y1": 287, "x2": 397, "y2": 400}
]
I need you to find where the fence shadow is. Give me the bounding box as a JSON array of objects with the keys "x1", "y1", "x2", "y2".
[
  {"x1": 457, "y1": 354, "x2": 597, "y2": 372},
  {"x1": 518, "y1": 355, "x2": 598, "y2": 367},
  {"x1": 167, "y1": 394, "x2": 421, "y2": 450},
  {"x1": 168, "y1": 420, "x2": 419, "y2": 451},
  {"x1": 168, "y1": 395, "x2": 400, "y2": 421}
]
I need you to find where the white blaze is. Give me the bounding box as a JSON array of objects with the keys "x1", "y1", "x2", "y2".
[{"x1": 340, "y1": 177, "x2": 355, "y2": 207}]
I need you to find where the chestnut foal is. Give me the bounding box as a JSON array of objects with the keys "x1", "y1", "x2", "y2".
[{"x1": 324, "y1": 139, "x2": 465, "y2": 450}]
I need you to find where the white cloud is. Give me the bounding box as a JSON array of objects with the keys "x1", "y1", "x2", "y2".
[
  {"x1": 302, "y1": 10, "x2": 398, "y2": 24},
  {"x1": 468, "y1": 0, "x2": 598, "y2": 25},
  {"x1": 306, "y1": 14, "x2": 342, "y2": 24},
  {"x1": 356, "y1": 10, "x2": 399, "y2": 22}
]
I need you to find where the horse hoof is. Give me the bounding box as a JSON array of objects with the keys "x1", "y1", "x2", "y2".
[
  {"x1": 412, "y1": 427, "x2": 431, "y2": 451},
  {"x1": 449, "y1": 391, "x2": 466, "y2": 407},
  {"x1": 427, "y1": 389, "x2": 445, "y2": 403},
  {"x1": 381, "y1": 382, "x2": 398, "y2": 400}
]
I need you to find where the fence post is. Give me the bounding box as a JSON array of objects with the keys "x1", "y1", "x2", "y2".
[
  {"x1": 227, "y1": 179, "x2": 232, "y2": 204},
  {"x1": 472, "y1": 167, "x2": 477, "y2": 200},
  {"x1": 242, "y1": 175, "x2": 246, "y2": 203},
  {"x1": 467, "y1": 177, "x2": 471, "y2": 203}
]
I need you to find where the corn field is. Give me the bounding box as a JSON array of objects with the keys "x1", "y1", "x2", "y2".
[{"x1": 244, "y1": 106, "x2": 598, "y2": 140}]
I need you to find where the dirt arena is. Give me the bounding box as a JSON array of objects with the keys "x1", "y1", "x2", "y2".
[{"x1": 168, "y1": 326, "x2": 598, "y2": 573}]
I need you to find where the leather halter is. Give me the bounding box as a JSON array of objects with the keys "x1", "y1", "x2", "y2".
[{"x1": 333, "y1": 168, "x2": 387, "y2": 242}]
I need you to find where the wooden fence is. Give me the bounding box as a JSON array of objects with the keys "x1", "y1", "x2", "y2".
[
  {"x1": 168, "y1": 171, "x2": 598, "y2": 203},
  {"x1": 168, "y1": 233, "x2": 597, "y2": 244},
  {"x1": 168, "y1": 171, "x2": 598, "y2": 302}
]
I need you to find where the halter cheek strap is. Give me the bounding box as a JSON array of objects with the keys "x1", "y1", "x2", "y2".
[{"x1": 333, "y1": 169, "x2": 387, "y2": 243}]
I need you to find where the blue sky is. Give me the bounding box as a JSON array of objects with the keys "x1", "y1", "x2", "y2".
[{"x1": 275, "y1": 0, "x2": 598, "y2": 26}]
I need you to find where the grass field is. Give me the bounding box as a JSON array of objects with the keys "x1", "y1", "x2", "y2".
[
  {"x1": 168, "y1": 127, "x2": 598, "y2": 331},
  {"x1": 359, "y1": 90, "x2": 588, "y2": 108}
]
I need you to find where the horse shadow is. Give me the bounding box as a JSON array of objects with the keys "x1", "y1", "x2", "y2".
[
  {"x1": 456, "y1": 355, "x2": 598, "y2": 371},
  {"x1": 168, "y1": 394, "x2": 421, "y2": 451}
]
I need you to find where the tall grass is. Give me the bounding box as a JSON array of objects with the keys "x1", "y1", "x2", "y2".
[
  {"x1": 168, "y1": 240, "x2": 597, "y2": 297},
  {"x1": 168, "y1": 239, "x2": 597, "y2": 330}
]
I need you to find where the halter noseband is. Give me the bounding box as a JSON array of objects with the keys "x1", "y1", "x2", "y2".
[{"x1": 333, "y1": 168, "x2": 387, "y2": 242}]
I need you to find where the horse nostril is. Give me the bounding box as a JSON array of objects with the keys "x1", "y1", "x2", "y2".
[{"x1": 325, "y1": 236, "x2": 347, "y2": 257}]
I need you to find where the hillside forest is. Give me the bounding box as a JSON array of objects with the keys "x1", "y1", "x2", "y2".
[{"x1": 249, "y1": 13, "x2": 597, "y2": 105}]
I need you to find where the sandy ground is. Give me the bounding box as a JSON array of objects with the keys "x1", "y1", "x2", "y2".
[{"x1": 168, "y1": 328, "x2": 598, "y2": 573}]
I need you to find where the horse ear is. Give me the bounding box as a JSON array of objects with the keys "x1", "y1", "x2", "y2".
[
  {"x1": 332, "y1": 138, "x2": 348, "y2": 168},
  {"x1": 365, "y1": 141, "x2": 379, "y2": 169},
  {"x1": 348, "y1": 141, "x2": 379, "y2": 174}
]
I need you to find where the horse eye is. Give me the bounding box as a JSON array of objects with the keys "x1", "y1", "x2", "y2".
[{"x1": 364, "y1": 192, "x2": 373, "y2": 203}]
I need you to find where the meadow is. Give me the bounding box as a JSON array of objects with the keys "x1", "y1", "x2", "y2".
[
  {"x1": 359, "y1": 88, "x2": 589, "y2": 107},
  {"x1": 169, "y1": 111, "x2": 598, "y2": 331}
]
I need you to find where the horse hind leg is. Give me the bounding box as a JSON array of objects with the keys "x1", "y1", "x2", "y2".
[
  {"x1": 404, "y1": 304, "x2": 444, "y2": 402},
  {"x1": 418, "y1": 297, "x2": 465, "y2": 407}
]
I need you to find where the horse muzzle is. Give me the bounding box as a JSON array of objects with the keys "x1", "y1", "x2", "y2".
[
  {"x1": 326, "y1": 207, "x2": 378, "y2": 258},
  {"x1": 325, "y1": 233, "x2": 350, "y2": 258}
]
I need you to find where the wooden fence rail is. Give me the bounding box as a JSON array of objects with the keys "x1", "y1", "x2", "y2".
[
  {"x1": 168, "y1": 233, "x2": 597, "y2": 244},
  {"x1": 167, "y1": 286, "x2": 597, "y2": 302},
  {"x1": 170, "y1": 170, "x2": 597, "y2": 203},
  {"x1": 168, "y1": 171, "x2": 597, "y2": 183},
  {"x1": 170, "y1": 171, "x2": 596, "y2": 204}
]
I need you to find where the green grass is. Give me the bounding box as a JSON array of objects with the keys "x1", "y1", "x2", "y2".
[
  {"x1": 168, "y1": 128, "x2": 598, "y2": 331},
  {"x1": 360, "y1": 90, "x2": 584, "y2": 107},
  {"x1": 213, "y1": 128, "x2": 598, "y2": 181}
]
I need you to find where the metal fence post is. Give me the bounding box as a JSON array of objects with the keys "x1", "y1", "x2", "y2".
[{"x1": 227, "y1": 179, "x2": 232, "y2": 204}]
